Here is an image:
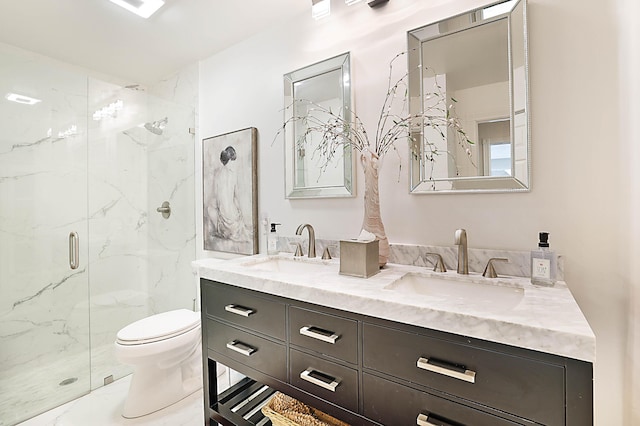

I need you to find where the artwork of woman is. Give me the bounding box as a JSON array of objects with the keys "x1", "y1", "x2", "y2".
[
  {"x1": 207, "y1": 146, "x2": 251, "y2": 242},
  {"x1": 203, "y1": 128, "x2": 257, "y2": 254}
]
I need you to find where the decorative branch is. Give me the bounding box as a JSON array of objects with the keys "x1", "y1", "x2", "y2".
[{"x1": 274, "y1": 52, "x2": 474, "y2": 175}]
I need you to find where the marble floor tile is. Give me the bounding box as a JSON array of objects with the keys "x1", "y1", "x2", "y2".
[
  {"x1": 17, "y1": 374, "x2": 210, "y2": 426},
  {"x1": 1, "y1": 351, "x2": 91, "y2": 426}
]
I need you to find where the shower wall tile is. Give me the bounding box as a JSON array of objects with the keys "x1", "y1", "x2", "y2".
[
  {"x1": 146, "y1": 97, "x2": 196, "y2": 314},
  {"x1": 85, "y1": 79, "x2": 196, "y2": 387},
  {"x1": 148, "y1": 63, "x2": 199, "y2": 109},
  {"x1": 147, "y1": 63, "x2": 198, "y2": 313},
  {"x1": 87, "y1": 83, "x2": 153, "y2": 389}
]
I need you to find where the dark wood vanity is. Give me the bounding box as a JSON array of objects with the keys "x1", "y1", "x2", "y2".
[{"x1": 201, "y1": 278, "x2": 592, "y2": 426}]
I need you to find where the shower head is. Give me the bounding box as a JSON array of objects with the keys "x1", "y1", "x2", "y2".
[
  {"x1": 144, "y1": 122, "x2": 163, "y2": 135},
  {"x1": 144, "y1": 117, "x2": 168, "y2": 135}
]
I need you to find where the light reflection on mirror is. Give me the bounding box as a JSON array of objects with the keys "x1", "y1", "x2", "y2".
[
  {"x1": 283, "y1": 52, "x2": 354, "y2": 198},
  {"x1": 479, "y1": 119, "x2": 511, "y2": 176},
  {"x1": 482, "y1": 0, "x2": 518, "y2": 19},
  {"x1": 408, "y1": 0, "x2": 529, "y2": 193}
]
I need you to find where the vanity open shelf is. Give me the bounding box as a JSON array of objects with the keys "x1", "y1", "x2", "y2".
[
  {"x1": 208, "y1": 376, "x2": 276, "y2": 426},
  {"x1": 201, "y1": 277, "x2": 593, "y2": 426}
]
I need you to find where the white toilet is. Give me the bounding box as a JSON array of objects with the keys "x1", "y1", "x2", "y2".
[
  {"x1": 114, "y1": 308, "x2": 203, "y2": 418},
  {"x1": 114, "y1": 260, "x2": 228, "y2": 418}
]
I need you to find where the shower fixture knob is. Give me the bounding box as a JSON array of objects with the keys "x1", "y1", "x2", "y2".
[{"x1": 156, "y1": 201, "x2": 171, "y2": 219}]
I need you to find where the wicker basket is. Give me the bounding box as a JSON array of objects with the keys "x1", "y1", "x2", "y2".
[{"x1": 261, "y1": 392, "x2": 350, "y2": 426}]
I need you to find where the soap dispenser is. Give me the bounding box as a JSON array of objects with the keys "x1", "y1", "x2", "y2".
[
  {"x1": 530, "y1": 232, "x2": 558, "y2": 286},
  {"x1": 267, "y1": 223, "x2": 281, "y2": 255}
]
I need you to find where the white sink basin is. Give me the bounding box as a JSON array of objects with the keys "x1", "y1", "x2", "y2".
[
  {"x1": 384, "y1": 273, "x2": 524, "y2": 311},
  {"x1": 241, "y1": 257, "x2": 333, "y2": 274}
]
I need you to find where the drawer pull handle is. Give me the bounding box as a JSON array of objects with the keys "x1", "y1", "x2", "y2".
[
  {"x1": 299, "y1": 368, "x2": 340, "y2": 392},
  {"x1": 417, "y1": 357, "x2": 476, "y2": 383},
  {"x1": 300, "y1": 326, "x2": 340, "y2": 344},
  {"x1": 417, "y1": 413, "x2": 459, "y2": 426},
  {"x1": 226, "y1": 340, "x2": 256, "y2": 357},
  {"x1": 224, "y1": 304, "x2": 255, "y2": 317}
]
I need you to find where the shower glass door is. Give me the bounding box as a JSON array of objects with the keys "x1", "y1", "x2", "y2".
[
  {"x1": 0, "y1": 46, "x2": 91, "y2": 425},
  {"x1": 0, "y1": 44, "x2": 196, "y2": 426}
]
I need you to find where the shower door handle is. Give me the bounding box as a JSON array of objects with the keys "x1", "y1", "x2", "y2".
[{"x1": 69, "y1": 232, "x2": 79, "y2": 270}]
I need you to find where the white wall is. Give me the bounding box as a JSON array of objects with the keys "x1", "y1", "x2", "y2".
[
  {"x1": 198, "y1": 0, "x2": 636, "y2": 423},
  {"x1": 452, "y1": 80, "x2": 510, "y2": 176},
  {"x1": 618, "y1": 0, "x2": 640, "y2": 422}
]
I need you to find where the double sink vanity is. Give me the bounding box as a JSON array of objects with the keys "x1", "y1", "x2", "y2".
[
  {"x1": 193, "y1": 0, "x2": 591, "y2": 422},
  {"x1": 194, "y1": 252, "x2": 594, "y2": 426}
]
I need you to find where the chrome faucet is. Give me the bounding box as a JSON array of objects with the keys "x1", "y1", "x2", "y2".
[
  {"x1": 295, "y1": 224, "x2": 316, "y2": 258},
  {"x1": 454, "y1": 229, "x2": 469, "y2": 274}
]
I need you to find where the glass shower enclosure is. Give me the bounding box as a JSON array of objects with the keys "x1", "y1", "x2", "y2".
[{"x1": 0, "y1": 44, "x2": 196, "y2": 425}]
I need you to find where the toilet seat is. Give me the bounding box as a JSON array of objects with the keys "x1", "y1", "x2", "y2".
[{"x1": 116, "y1": 309, "x2": 200, "y2": 345}]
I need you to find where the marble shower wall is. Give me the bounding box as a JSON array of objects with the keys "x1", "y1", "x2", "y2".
[
  {"x1": 86, "y1": 79, "x2": 154, "y2": 387},
  {"x1": 147, "y1": 64, "x2": 198, "y2": 314},
  {"x1": 86, "y1": 79, "x2": 196, "y2": 388},
  {"x1": 145, "y1": 95, "x2": 196, "y2": 315}
]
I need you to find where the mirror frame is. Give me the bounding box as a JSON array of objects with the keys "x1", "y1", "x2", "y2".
[
  {"x1": 407, "y1": 0, "x2": 530, "y2": 194},
  {"x1": 283, "y1": 52, "x2": 355, "y2": 199}
]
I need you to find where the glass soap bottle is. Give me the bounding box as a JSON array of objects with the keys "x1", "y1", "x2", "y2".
[
  {"x1": 267, "y1": 223, "x2": 281, "y2": 255},
  {"x1": 530, "y1": 232, "x2": 558, "y2": 286}
]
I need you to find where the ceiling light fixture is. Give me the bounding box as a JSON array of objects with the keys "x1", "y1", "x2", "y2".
[
  {"x1": 345, "y1": 0, "x2": 362, "y2": 5},
  {"x1": 312, "y1": 0, "x2": 330, "y2": 20},
  {"x1": 58, "y1": 125, "x2": 78, "y2": 139},
  {"x1": 108, "y1": 0, "x2": 165, "y2": 19},
  {"x1": 93, "y1": 99, "x2": 124, "y2": 121},
  {"x1": 5, "y1": 93, "x2": 42, "y2": 105},
  {"x1": 367, "y1": 0, "x2": 389, "y2": 7}
]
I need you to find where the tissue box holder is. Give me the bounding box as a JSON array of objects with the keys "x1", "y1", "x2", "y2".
[{"x1": 339, "y1": 239, "x2": 379, "y2": 278}]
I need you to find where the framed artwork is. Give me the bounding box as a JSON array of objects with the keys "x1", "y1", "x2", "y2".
[{"x1": 203, "y1": 127, "x2": 258, "y2": 255}]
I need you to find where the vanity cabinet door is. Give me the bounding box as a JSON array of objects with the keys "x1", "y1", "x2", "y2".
[
  {"x1": 203, "y1": 280, "x2": 286, "y2": 340},
  {"x1": 289, "y1": 349, "x2": 358, "y2": 413},
  {"x1": 289, "y1": 306, "x2": 358, "y2": 364},
  {"x1": 363, "y1": 373, "x2": 527, "y2": 426},
  {"x1": 207, "y1": 319, "x2": 287, "y2": 381},
  {"x1": 363, "y1": 323, "x2": 565, "y2": 425}
]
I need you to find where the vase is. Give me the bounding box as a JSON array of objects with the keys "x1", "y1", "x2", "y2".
[{"x1": 360, "y1": 148, "x2": 389, "y2": 267}]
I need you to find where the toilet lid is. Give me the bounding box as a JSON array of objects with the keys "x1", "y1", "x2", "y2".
[{"x1": 116, "y1": 309, "x2": 200, "y2": 344}]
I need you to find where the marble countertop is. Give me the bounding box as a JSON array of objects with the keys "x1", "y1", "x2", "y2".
[{"x1": 193, "y1": 254, "x2": 595, "y2": 362}]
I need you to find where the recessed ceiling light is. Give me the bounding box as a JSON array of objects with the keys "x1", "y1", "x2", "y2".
[
  {"x1": 5, "y1": 93, "x2": 42, "y2": 105},
  {"x1": 108, "y1": 0, "x2": 165, "y2": 19}
]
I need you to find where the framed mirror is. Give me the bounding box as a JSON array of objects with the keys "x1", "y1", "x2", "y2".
[
  {"x1": 408, "y1": 0, "x2": 529, "y2": 193},
  {"x1": 283, "y1": 52, "x2": 355, "y2": 198}
]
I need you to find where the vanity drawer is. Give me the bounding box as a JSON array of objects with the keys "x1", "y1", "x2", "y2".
[
  {"x1": 289, "y1": 349, "x2": 358, "y2": 413},
  {"x1": 363, "y1": 373, "x2": 524, "y2": 426},
  {"x1": 207, "y1": 319, "x2": 286, "y2": 381},
  {"x1": 363, "y1": 323, "x2": 565, "y2": 425},
  {"x1": 203, "y1": 280, "x2": 286, "y2": 340},
  {"x1": 289, "y1": 306, "x2": 358, "y2": 364}
]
